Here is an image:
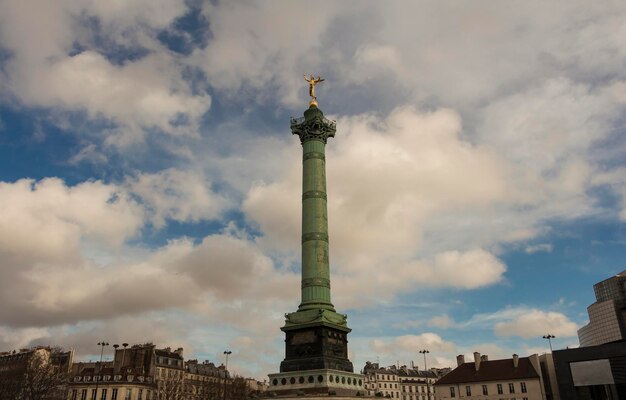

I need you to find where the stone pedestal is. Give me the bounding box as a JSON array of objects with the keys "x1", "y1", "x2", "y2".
[{"x1": 267, "y1": 369, "x2": 365, "y2": 397}]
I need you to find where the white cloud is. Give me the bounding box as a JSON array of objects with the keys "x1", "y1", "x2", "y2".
[
  {"x1": 427, "y1": 315, "x2": 456, "y2": 329},
  {"x1": 592, "y1": 168, "x2": 626, "y2": 221},
  {"x1": 0, "y1": 0, "x2": 209, "y2": 146},
  {"x1": 0, "y1": 178, "x2": 143, "y2": 256},
  {"x1": 371, "y1": 333, "x2": 456, "y2": 355},
  {"x1": 126, "y1": 169, "x2": 228, "y2": 228},
  {"x1": 0, "y1": 176, "x2": 296, "y2": 329},
  {"x1": 494, "y1": 310, "x2": 578, "y2": 339},
  {"x1": 525, "y1": 244, "x2": 554, "y2": 254}
]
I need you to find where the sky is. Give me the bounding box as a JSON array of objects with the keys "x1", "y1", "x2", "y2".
[{"x1": 0, "y1": 0, "x2": 625, "y2": 380}]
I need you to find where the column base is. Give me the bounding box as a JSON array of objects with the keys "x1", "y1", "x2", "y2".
[{"x1": 267, "y1": 369, "x2": 365, "y2": 397}]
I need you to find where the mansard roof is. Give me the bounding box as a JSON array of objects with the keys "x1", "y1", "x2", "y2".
[{"x1": 435, "y1": 358, "x2": 539, "y2": 385}]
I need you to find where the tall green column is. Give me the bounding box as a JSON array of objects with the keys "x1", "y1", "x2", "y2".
[
  {"x1": 276, "y1": 102, "x2": 355, "y2": 376},
  {"x1": 291, "y1": 105, "x2": 336, "y2": 312}
]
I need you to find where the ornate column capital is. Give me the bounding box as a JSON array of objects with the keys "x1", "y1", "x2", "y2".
[{"x1": 290, "y1": 106, "x2": 336, "y2": 144}]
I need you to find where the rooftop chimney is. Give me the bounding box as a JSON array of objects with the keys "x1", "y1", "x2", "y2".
[
  {"x1": 474, "y1": 352, "x2": 481, "y2": 371},
  {"x1": 513, "y1": 354, "x2": 519, "y2": 368},
  {"x1": 480, "y1": 355, "x2": 488, "y2": 362},
  {"x1": 175, "y1": 347, "x2": 184, "y2": 357},
  {"x1": 456, "y1": 355, "x2": 465, "y2": 367}
]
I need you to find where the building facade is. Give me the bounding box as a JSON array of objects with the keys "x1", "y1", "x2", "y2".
[
  {"x1": 363, "y1": 362, "x2": 437, "y2": 400},
  {"x1": 434, "y1": 353, "x2": 545, "y2": 400},
  {"x1": 0, "y1": 346, "x2": 73, "y2": 400},
  {"x1": 552, "y1": 340, "x2": 626, "y2": 399},
  {"x1": 67, "y1": 343, "x2": 266, "y2": 400},
  {"x1": 182, "y1": 359, "x2": 227, "y2": 399},
  {"x1": 68, "y1": 343, "x2": 158, "y2": 400},
  {"x1": 578, "y1": 270, "x2": 626, "y2": 347}
]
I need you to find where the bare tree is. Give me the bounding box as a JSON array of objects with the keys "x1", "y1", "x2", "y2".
[
  {"x1": 20, "y1": 351, "x2": 68, "y2": 400},
  {"x1": 156, "y1": 373, "x2": 184, "y2": 400},
  {"x1": 0, "y1": 348, "x2": 69, "y2": 400},
  {"x1": 225, "y1": 376, "x2": 249, "y2": 400}
]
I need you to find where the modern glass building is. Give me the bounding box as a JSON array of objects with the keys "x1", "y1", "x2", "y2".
[{"x1": 578, "y1": 270, "x2": 626, "y2": 347}]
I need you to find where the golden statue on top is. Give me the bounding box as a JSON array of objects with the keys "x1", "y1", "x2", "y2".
[{"x1": 304, "y1": 73, "x2": 324, "y2": 106}]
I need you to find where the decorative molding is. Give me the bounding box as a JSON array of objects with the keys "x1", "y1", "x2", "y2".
[
  {"x1": 302, "y1": 277, "x2": 330, "y2": 289},
  {"x1": 302, "y1": 232, "x2": 329, "y2": 243},
  {"x1": 302, "y1": 190, "x2": 327, "y2": 201},
  {"x1": 303, "y1": 151, "x2": 325, "y2": 161}
]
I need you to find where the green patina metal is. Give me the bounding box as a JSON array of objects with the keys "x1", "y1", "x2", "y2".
[{"x1": 284, "y1": 104, "x2": 350, "y2": 332}]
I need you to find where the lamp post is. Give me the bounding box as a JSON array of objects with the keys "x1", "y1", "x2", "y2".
[
  {"x1": 419, "y1": 350, "x2": 430, "y2": 400},
  {"x1": 94, "y1": 342, "x2": 109, "y2": 400},
  {"x1": 223, "y1": 350, "x2": 232, "y2": 400},
  {"x1": 542, "y1": 334, "x2": 556, "y2": 352}
]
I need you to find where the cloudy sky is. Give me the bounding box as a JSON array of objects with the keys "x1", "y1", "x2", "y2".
[{"x1": 1, "y1": 0, "x2": 625, "y2": 379}]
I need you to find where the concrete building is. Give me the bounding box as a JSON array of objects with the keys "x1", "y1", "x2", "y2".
[
  {"x1": 69, "y1": 343, "x2": 158, "y2": 400},
  {"x1": 183, "y1": 359, "x2": 228, "y2": 399},
  {"x1": 154, "y1": 347, "x2": 185, "y2": 399},
  {"x1": 68, "y1": 344, "x2": 192, "y2": 400},
  {"x1": 434, "y1": 353, "x2": 546, "y2": 400},
  {"x1": 537, "y1": 354, "x2": 560, "y2": 400},
  {"x1": 578, "y1": 270, "x2": 626, "y2": 347},
  {"x1": 362, "y1": 362, "x2": 437, "y2": 400},
  {"x1": 68, "y1": 343, "x2": 260, "y2": 400},
  {"x1": 0, "y1": 346, "x2": 73, "y2": 399},
  {"x1": 552, "y1": 340, "x2": 626, "y2": 399},
  {"x1": 363, "y1": 363, "x2": 401, "y2": 399}
]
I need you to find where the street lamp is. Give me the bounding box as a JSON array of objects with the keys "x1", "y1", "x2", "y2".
[
  {"x1": 419, "y1": 350, "x2": 430, "y2": 400},
  {"x1": 223, "y1": 350, "x2": 232, "y2": 400},
  {"x1": 542, "y1": 334, "x2": 556, "y2": 352},
  {"x1": 94, "y1": 342, "x2": 109, "y2": 399}
]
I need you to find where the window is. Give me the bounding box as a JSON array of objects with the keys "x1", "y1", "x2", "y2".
[
  {"x1": 125, "y1": 389, "x2": 131, "y2": 400},
  {"x1": 81, "y1": 390, "x2": 87, "y2": 400},
  {"x1": 509, "y1": 383, "x2": 515, "y2": 393},
  {"x1": 521, "y1": 382, "x2": 527, "y2": 393},
  {"x1": 482, "y1": 385, "x2": 488, "y2": 395},
  {"x1": 465, "y1": 386, "x2": 471, "y2": 396},
  {"x1": 101, "y1": 389, "x2": 107, "y2": 400},
  {"x1": 92, "y1": 389, "x2": 97, "y2": 400},
  {"x1": 71, "y1": 390, "x2": 78, "y2": 400},
  {"x1": 449, "y1": 387, "x2": 455, "y2": 398},
  {"x1": 138, "y1": 389, "x2": 143, "y2": 400},
  {"x1": 111, "y1": 389, "x2": 118, "y2": 400},
  {"x1": 497, "y1": 384, "x2": 503, "y2": 394}
]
